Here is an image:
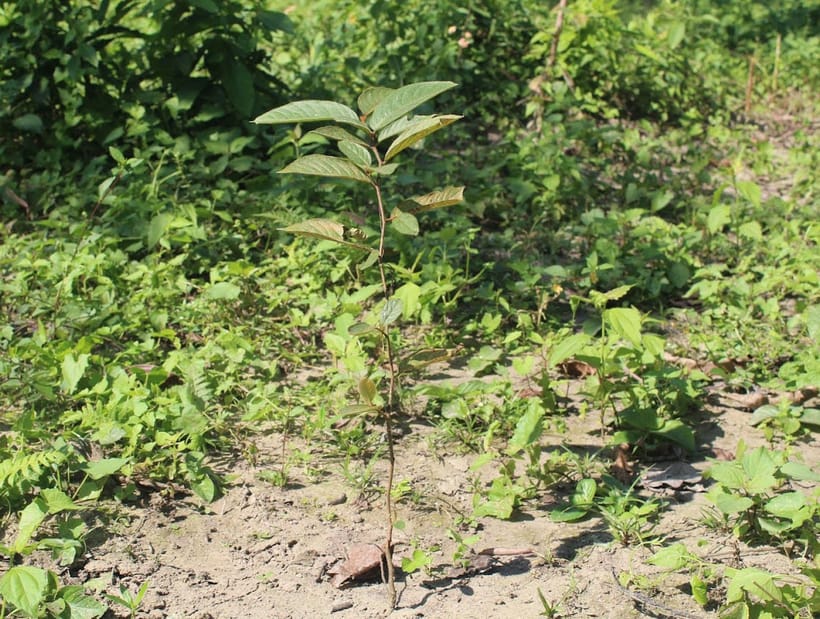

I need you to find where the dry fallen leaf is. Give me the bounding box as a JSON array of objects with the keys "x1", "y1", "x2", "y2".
[
  {"x1": 610, "y1": 443, "x2": 634, "y2": 484},
  {"x1": 328, "y1": 543, "x2": 384, "y2": 589},
  {"x1": 558, "y1": 359, "x2": 596, "y2": 378},
  {"x1": 641, "y1": 461, "x2": 703, "y2": 492}
]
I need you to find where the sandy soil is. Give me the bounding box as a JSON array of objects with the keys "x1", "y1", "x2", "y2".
[{"x1": 66, "y1": 386, "x2": 818, "y2": 619}]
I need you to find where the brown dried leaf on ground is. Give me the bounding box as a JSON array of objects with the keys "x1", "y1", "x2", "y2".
[
  {"x1": 558, "y1": 359, "x2": 596, "y2": 378},
  {"x1": 328, "y1": 543, "x2": 384, "y2": 589},
  {"x1": 641, "y1": 462, "x2": 704, "y2": 493}
]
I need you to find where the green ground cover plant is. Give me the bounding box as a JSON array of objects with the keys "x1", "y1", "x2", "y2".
[{"x1": 0, "y1": 0, "x2": 817, "y2": 615}]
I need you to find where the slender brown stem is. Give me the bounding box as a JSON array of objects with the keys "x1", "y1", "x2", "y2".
[
  {"x1": 372, "y1": 171, "x2": 397, "y2": 609},
  {"x1": 548, "y1": 0, "x2": 568, "y2": 70}
]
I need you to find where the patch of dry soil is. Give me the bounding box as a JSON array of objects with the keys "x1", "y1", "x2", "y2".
[{"x1": 73, "y1": 402, "x2": 818, "y2": 619}]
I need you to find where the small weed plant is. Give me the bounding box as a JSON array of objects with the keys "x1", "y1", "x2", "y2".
[{"x1": 253, "y1": 81, "x2": 464, "y2": 608}]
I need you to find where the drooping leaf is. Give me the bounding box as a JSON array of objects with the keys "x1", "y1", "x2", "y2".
[
  {"x1": 548, "y1": 333, "x2": 591, "y2": 367},
  {"x1": 390, "y1": 208, "x2": 419, "y2": 236},
  {"x1": 280, "y1": 154, "x2": 371, "y2": 183},
  {"x1": 384, "y1": 114, "x2": 461, "y2": 161},
  {"x1": 358, "y1": 86, "x2": 394, "y2": 116},
  {"x1": 13, "y1": 498, "x2": 48, "y2": 553},
  {"x1": 349, "y1": 322, "x2": 378, "y2": 336},
  {"x1": 253, "y1": 100, "x2": 367, "y2": 130},
  {"x1": 147, "y1": 212, "x2": 173, "y2": 248},
  {"x1": 654, "y1": 419, "x2": 695, "y2": 452},
  {"x1": 306, "y1": 125, "x2": 369, "y2": 146},
  {"x1": 358, "y1": 377, "x2": 377, "y2": 404},
  {"x1": 377, "y1": 114, "x2": 433, "y2": 142},
  {"x1": 0, "y1": 566, "x2": 49, "y2": 616},
  {"x1": 338, "y1": 141, "x2": 372, "y2": 167},
  {"x1": 368, "y1": 81, "x2": 458, "y2": 131},
  {"x1": 405, "y1": 186, "x2": 464, "y2": 213},
  {"x1": 339, "y1": 404, "x2": 379, "y2": 417},
  {"x1": 279, "y1": 218, "x2": 373, "y2": 251}
]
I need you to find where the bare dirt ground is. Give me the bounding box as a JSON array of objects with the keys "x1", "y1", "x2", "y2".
[{"x1": 71, "y1": 378, "x2": 819, "y2": 619}]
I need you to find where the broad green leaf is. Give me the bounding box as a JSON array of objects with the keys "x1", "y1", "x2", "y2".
[
  {"x1": 780, "y1": 461, "x2": 820, "y2": 482},
  {"x1": 279, "y1": 218, "x2": 373, "y2": 251},
  {"x1": 358, "y1": 86, "x2": 394, "y2": 116},
  {"x1": 349, "y1": 322, "x2": 378, "y2": 336},
  {"x1": 394, "y1": 282, "x2": 421, "y2": 318},
  {"x1": 390, "y1": 208, "x2": 419, "y2": 236},
  {"x1": 380, "y1": 298, "x2": 403, "y2": 326},
  {"x1": 707, "y1": 487, "x2": 753, "y2": 514},
  {"x1": 305, "y1": 125, "x2": 369, "y2": 146},
  {"x1": 147, "y1": 212, "x2": 172, "y2": 247},
  {"x1": 399, "y1": 348, "x2": 451, "y2": 373},
  {"x1": 738, "y1": 221, "x2": 762, "y2": 241},
  {"x1": 358, "y1": 377, "x2": 377, "y2": 404},
  {"x1": 61, "y1": 353, "x2": 89, "y2": 394},
  {"x1": 0, "y1": 566, "x2": 49, "y2": 616},
  {"x1": 406, "y1": 186, "x2": 465, "y2": 213},
  {"x1": 690, "y1": 574, "x2": 708, "y2": 607},
  {"x1": 506, "y1": 400, "x2": 544, "y2": 454},
  {"x1": 14, "y1": 498, "x2": 48, "y2": 553},
  {"x1": 655, "y1": 419, "x2": 695, "y2": 452},
  {"x1": 191, "y1": 475, "x2": 216, "y2": 503},
  {"x1": 368, "y1": 81, "x2": 457, "y2": 131},
  {"x1": 58, "y1": 586, "x2": 107, "y2": 619},
  {"x1": 220, "y1": 62, "x2": 254, "y2": 117},
  {"x1": 603, "y1": 307, "x2": 642, "y2": 347},
  {"x1": 401, "y1": 548, "x2": 432, "y2": 574},
  {"x1": 13, "y1": 113, "x2": 44, "y2": 133},
  {"x1": 725, "y1": 568, "x2": 782, "y2": 604},
  {"x1": 741, "y1": 447, "x2": 778, "y2": 494},
  {"x1": 572, "y1": 478, "x2": 597, "y2": 506},
  {"x1": 707, "y1": 462, "x2": 747, "y2": 489},
  {"x1": 667, "y1": 21, "x2": 686, "y2": 49},
  {"x1": 253, "y1": 100, "x2": 367, "y2": 130},
  {"x1": 384, "y1": 114, "x2": 461, "y2": 161},
  {"x1": 707, "y1": 204, "x2": 731, "y2": 233},
  {"x1": 338, "y1": 140, "x2": 372, "y2": 167},
  {"x1": 718, "y1": 601, "x2": 749, "y2": 619},
  {"x1": 764, "y1": 492, "x2": 805, "y2": 519},
  {"x1": 648, "y1": 543, "x2": 690, "y2": 570},
  {"x1": 205, "y1": 282, "x2": 241, "y2": 300},
  {"x1": 372, "y1": 163, "x2": 399, "y2": 176},
  {"x1": 377, "y1": 114, "x2": 433, "y2": 142},
  {"x1": 280, "y1": 154, "x2": 371, "y2": 183},
  {"x1": 548, "y1": 333, "x2": 591, "y2": 367},
  {"x1": 82, "y1": 457, "x2": 129, "y2": 480},
  {"x1": 40, "y1": 489, "x2": 79, "y2": 513},
  {"x1": 736, "y1": 181, "x2": 761, "y2": 207},
  {"x1": 749, "y1": 404, "x2": 779, "y2": 426}
]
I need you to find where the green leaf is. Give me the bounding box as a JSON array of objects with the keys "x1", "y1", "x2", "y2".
[
  {"x1": 405, "y1": 186, "x2": 465, "y2": 213},
  {"x1": 358, "y1": 86, "x2": 394, "y2": 116},
  {"x1": 358, "y1": 377, "x2": 377, "y2": 405},
  {"x1": 603, "y1": 307, "x2": 642, "y2": 347},
  {"x1": 368, "y1": 81, "x2": 458, "y2": 131},
  {"x1": 59, "y1": 586, "x2": 108, "y2": 619},
  {"x1": 573, "y1": 478, "x2": 597, "y2": 506},
  {"x1": 707, "y1": 204, "x2": 731, "y2": 233},
  {"x1": 190, "y1": 475, "x2": 216, "y2": 503},
  {"x1": 401, "y1": 548, "x2": 432, "y2": 574},
  {"x1": 40, "y1": 489, "x2": 79, "y2": 513},
  {"x1": 220, "y1": 62, "x2": 254, "y2": 117},
  {"x1": 306, "y1": 125, "x2": 369, "y2": 146},
  {"x1": 390, "y1": 208, "x2": 419, "y2": 236},
  {"x1": 764, "y1": 492, "x2": 805, "y2": 519},
  {"x1": 506, "y1": 400, "x2": 544, "y2": 454},
  {"x1": 548, "y1": 333, "x2": 591, "y2": 367},
  {"x1": 279, "y1": 218, "x2": 373, "y2": 251},
  {"x1": 372, "y1": 163, "x2": 399, "y2": 176},
  {"x1": 0, "y1": 566, "x2": 49, "y2": 616},
  {"x1": 707, "y1": 487, "x2": 753, "y2": 514},
  {"x1": 690, "y1": 574, "x2": 708, "y2": 607},
  {"x1": 736, "y1": 181, "x2": 761, "y2": 208},
  {"x1": 13, "y1": 498, "x2": 48, "y2": 553},
  {"x1": 655, "y1": 419, "x2": 695, "y2": 452},
  {"x1": 13, "y1": 114, "x2": 44, "y2": 134},
  {"x1": 280, "y1": 154, "x2": 371, "y2": 183},
  {"x1": 741, "y1": 447, "x2": 778, "y2": 494},
  {"x1": 380, "y1": 298, "x2": 403, "y2": 326},
  {"x1": 648, "y1": 543, "x2": 690, "y2": 570},
  {"x1": 549, "y1": 506, "x2": 588, "y2": 522},
  {"x1": 205, "y1": 282, "x2": 241, "y2": 300},
  {"x1": 749, "y1": 404, "x2": 779, "y2": 426},
  {"x1": 339, "y1": 404, "x2": 379, "y2": 417},
  {"x1": 338, "y1": 140, "x2": 372, "y2": 167},
  {"x1": 61, "y1": 353, "x2": 89, "y2": 394},
  {"x1": 393, "y1": 282, "x2": 421, "y2": 318},
  {"x1": 738, "y1": 221, "x2": 762, "y2": 241},
  {"x1": 253, "y1": 100, "x2": 367, "y2": 130},
  {"x1": 384, "y1": 114, "x2": 461, "y2": 161},
  {"x1": 82, "y1": 457, "x2": 129, "y2": 480},
  {"x1": 147, "y1": 212, "x2": 172, "y2": 248},
  {"x1": 779, "y1": 461, "x2": 820, "y2": 482},
  {"x1": 349, "y1": 322, "x2": 378, "y2": 336}
]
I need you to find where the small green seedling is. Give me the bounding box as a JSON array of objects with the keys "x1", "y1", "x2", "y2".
[{"x1": 254, "y1": 81, "x2": 464, "y2": 608}]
